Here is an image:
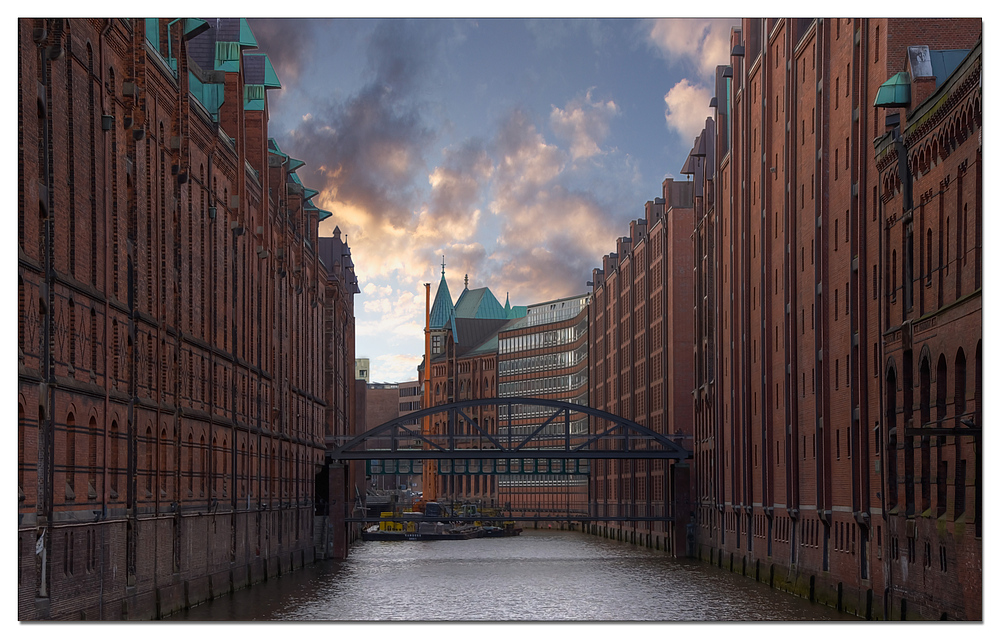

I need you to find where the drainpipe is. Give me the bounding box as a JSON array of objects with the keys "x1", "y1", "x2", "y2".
[
  {"x1": 37, "y1": 19, "x2": 64, "y2": 603},
  {"x1": 97, "y1": 17, "x2": 113, "y2": 619}
]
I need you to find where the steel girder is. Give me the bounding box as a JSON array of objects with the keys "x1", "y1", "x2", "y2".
[{"x1": 331, "y1": 398, "x2": 692, "y2": 462}]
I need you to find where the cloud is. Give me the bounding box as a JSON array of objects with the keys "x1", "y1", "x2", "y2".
[
  {"x1": 362, "y1": 283, "x2": 394, "y2": 297},
  {"x1": 248, "y1": 18, "x2": 315, "y2": 85},
  {"x1": 273, "y1": 21, "x2": 447, "y2": 284},
  {"x1": 370, "y1": 353, "x2": 424, "y2": 383},
  {"x1": 645, "y1": 19, "x2": 737, "y2": 148},
  {"x1": 549, "y1": 90, "x2": 620, "y2": 162},
  {"x1": 420, "y1": 139, "x2": 494, "y2": 242},
  {"x1": 356, "y1": 286, "x2": 426, "y2": 340},
  {"x1": 645, "y1": 19, "x2": 739, "y2": 79},
  {"x1": 492, "y1": 110, "x2": 566, "y2": 205},
  {"x1": 663, "y1": 79, "x2": 713, "y2": 146},
  {"x1": 486, "y1": 110, "x2": 628, "y2": 303}
]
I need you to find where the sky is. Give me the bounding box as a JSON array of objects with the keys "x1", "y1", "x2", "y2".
[{"x1": 249, "y1": 17, "x2": 740, "y2": 382}]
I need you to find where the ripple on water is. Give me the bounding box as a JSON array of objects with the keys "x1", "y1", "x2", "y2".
[{"x1": 170, "y1": 530, "x2": 859, "y2": 622}]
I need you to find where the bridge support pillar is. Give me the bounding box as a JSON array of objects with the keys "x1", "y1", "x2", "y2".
[{"x1": 328, "y1": 462, "x2": 348, "y2": 559}]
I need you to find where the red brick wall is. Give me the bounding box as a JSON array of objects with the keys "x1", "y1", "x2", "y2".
[
  {"x1": 688, "y1": 18, "x2": 981, "y2": 620},
  {"x1": 19, "y1": 18, "x2": 353, "y2": 620},
  {"x1": 875, "y1": 34, "x2": 981, "y2": 619},
  {"x1": 588, "y1": 179, "x2": 694, "y2": 553}
]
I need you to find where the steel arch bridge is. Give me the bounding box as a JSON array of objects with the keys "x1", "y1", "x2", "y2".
[{"x1": 330, "y1": 398, "x2": 692, "y2": 525}]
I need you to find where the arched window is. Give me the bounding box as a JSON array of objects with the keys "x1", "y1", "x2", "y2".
[
  {"x1": 88, "y1": 415, "x2": 97, "y2": 498},
  {"x1": 885, "y1": 366, "x2": 898, "y2": 510},
  {"x1": 920, "y1": 357, "x2": 932, "y2": 511},
  {"x1": 109, "y1": 419, "x2": 120, "y2": 497},
  {"x1": 936, "y1": 355, "x2": 949, "y2": 516},
  {"x1": 240, "y1": 441, "x2": 247, "y2": 499},
  {"x1": 18, "y1": 404, "x2": 26, "y2": 498},
  {"x1": 249, "y1": 443, "x2": 255, "y2": 497},
  {"x1": 891, "y1": 250, "x2": 898, "y2": 302},
  {"x1": 212, "y1": 435, "x2": 219, "y2": 496},
  {"x1": 199, "y1": 434, "x2": 207, "y2": 497},
  {"x1": 187, "y1": 433, "x2": 194, "y2": 496},
  {"x1": 974, "y1": 341, "x2": 982, "y2": 537},
  {"x1": 66, "y1": 412, "x2": 76, "y2": 499},
  {"x1": 926, "y1": 229, "x2": 933, "y2": 285},
  {"x1": 145, "y1": 425, "x2": 154, "y2": 497},
  {"x1": 270, "y1": 445, "x2": 277, "y2": 498},
  {"x1": 159, "y1": 427, "x2": 168, "y2": 497},
  {"x1": 221, "y1": 437, "x2": 228, "y2": 497}
]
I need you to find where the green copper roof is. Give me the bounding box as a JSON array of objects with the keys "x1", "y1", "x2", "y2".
[
  {"x1": 189, "y1": 73, "x2": 224, "y2": 117},
  {"x1": 270, "y1": 143, "x2": 306, "y2": 175},
  {"x1": 874, "y1": 72, "x2": 910, "y2": 108},
  {"x1": 236, "y1": 18, "x2": 258, "y2": 48},
  {"x1": 429, "y1": 273, "x2": 456, "y2": 332},
  {"x1": 245, "y1": 54, "x2": 281, "y2": 88},
  {"x1": 318, "y1": 209, "x2": 333, "y2": 221},
  {"x1": 183, "y1": 18, "x2": 210, "y2": 40},
  {"x1": 269, "y1": 139, "x2": 287, "y2": 157},
  {"x1": 454, "y1": 287, "x2": 507, "y2": 320},
  {"x1": 502, "y1": 292, "x2": 526, "y2": 318},
  {"x1": 145, "y1": 19, "x2": 162, "y2": 50}
]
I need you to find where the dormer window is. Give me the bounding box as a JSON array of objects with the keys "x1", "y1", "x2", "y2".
[{"x1": 245, "y1": 85, "x2": 265, "y2": 101}]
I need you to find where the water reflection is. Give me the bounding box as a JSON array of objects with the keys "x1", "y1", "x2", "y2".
[{"x1": 170, "y1": 530, "x2": 857, "y2": 621}]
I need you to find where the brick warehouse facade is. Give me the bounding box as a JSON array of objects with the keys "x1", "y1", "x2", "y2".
[
  {"x1": 588, "y1": 177, "x2": 695, "y2": 553},
  {"x1": 872, "y1": 36, "x2": 982, "y2": 621},
  {"x1": 18, "y1": 18, "x2": 359, "y2": 620},
  {"x1": 681, "y1": 19, "x2": 980, "y2": 620},
  {"x1": 584, "y1": 17, "x2": 981, "y2": 621},
  {"x1": 420, "y1": 270, "x2": 516, "y2": 504}
]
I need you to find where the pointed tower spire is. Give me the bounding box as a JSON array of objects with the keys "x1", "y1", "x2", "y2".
[
  {"x1": 429, "y1": 259, "x2": 456, "y2": 332},
  {"x1": 504, "y1": 292, "x2": 511, "y2": 313}
]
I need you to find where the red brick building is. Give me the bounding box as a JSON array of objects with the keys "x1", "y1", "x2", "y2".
[
  {"x1": 18, "y1": 18, "x2": 358, "y2": 619},
  {"x1": 420, "y1": 268, "x2": 518, "y2": 503},
  {"x1": 421, "y1": 269, "x2": 596, "y2": 516},
  {"x1": 684, "y1": 18, "x2": 980, "y2": 620},
  {"x1": 873, "y1": 35, "x2": 982, "y2": 621},
  {"x1": 589, "y1": 177, "x2": 695, "y2": 552}
]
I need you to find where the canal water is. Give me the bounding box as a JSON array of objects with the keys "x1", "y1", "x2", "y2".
[{"x1": 169, "y1": 530, "x2": 857, "y2": 621}]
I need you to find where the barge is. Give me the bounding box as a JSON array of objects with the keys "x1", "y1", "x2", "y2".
[{"x1": 360, "y1": 501, "x2": 522, "y2": 541}]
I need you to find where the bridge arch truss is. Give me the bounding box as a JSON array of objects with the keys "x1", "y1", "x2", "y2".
[{"x1": 331, "y1": 398, "x2": 692, "y2": 525}]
